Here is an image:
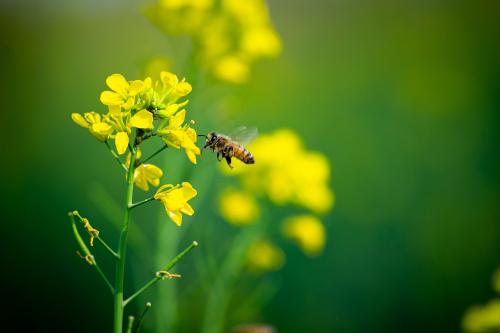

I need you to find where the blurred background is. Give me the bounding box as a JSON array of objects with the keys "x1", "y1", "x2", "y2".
[{"x1": 1, "y1": 0, "x2": 500, "y2": 332}]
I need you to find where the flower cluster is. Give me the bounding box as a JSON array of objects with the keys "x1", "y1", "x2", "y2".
[
  {"x1": 147, "y1": 0, "x2": 282, "y2": 84},
  {"x1": 462, "y1": 268, "x2": 500, "y2": 332},
  {"x1": 72, "y1": 72, "x2": 199, "y2": 225},
  {"x1": 218, "y1": 129, "x2": 333, "y2": 270},
  {"x1": 246, "y1": 240, "x2": 284, "y2": 272},
  {"x1": 72, "y1": 72, "x2": 199, "y2": 162}
]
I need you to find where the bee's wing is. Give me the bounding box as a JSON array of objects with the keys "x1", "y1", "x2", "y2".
[{"x1": 229, "y1": 126, "x2": 259, "y2": 145}]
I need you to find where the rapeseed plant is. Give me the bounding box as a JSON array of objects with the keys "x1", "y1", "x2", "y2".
[{"x1": 69, "y1": 71, "x2": 200, "y2": 333}]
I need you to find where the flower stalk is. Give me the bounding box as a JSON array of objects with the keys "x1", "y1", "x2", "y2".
[{"x1": 113, "y1": 145, "x2": 137, "y2": 333}]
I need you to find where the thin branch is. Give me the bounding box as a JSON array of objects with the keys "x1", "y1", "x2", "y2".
[
  {"x1": 68, "y1": 212, "x2": 114, "y2": 294},
  {"x1": 134, "y1": 302, "x2": 152, "y2": 333},
  {"x1": 129, "y1": 196, "x2": 155, "y2": 210},
  {"x1": 96, "y1": 235, "x2": 120, "y2": 260},
  {"x1": 72, "y1": 210, "x2": 120, "y2": 260},
  {"x1": 104, "y1": 141, "x2": 128, "y2": 171},
  {"x1": 123, "y1": 241, "x2": 198, "y2": 307},
  {"x1": 142, "y1": 144, "x2": 168, "y2": 164}
]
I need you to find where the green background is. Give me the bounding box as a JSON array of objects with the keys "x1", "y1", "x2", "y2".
[{"x1": 1, "y1": 0, "x2": 500, "y2": 332}]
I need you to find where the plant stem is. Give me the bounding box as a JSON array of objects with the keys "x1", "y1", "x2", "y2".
[
  {"x1": 113, "y1": 147, "x2": 137, "y2": 333},
  {"x1": 126, "y1": 316, "x2": 135, "y2": 333},
  {"x1": 129, "y1": 196, "x2": 155, "y2": 210},
  {"x1": 123, "y1": 241, "x2": 198, "y2": 307},
  {"x1": 134, "y1": 302, "x2": 152, "y2": 333},
  {"x1": 142, "y1": 144, "x2": 168, "y2": 164},
  {"x1": 105, "y1": 141, "x2": 128, "y2": 171},
  {"x1": 68, "y1": 212, "x2": 114, "y2": 294},
  {"x1": 95, "y1": 235, "x2": 120, "y2": 260}
]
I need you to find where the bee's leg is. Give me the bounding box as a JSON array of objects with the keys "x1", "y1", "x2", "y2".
[
  {"x1": 225, "y1": 156, "x2": 233, "y2": 169},
  {"x1": 217, "y1": 152, "x2": 223, "y2": 162},
  {"x1": 223, "y1": 145, "x2": 233, "y2": 157}
]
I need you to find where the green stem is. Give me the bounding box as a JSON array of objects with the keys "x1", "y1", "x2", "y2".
[
  {"x1": 68, "y1": 212, "x2": 114, "y2": 294},
  {"x1": 142, "y1": 144, "x2": 168, "y2": 164},
  {"x1": 105, "y1": 141, "x2": 128, "y2": 171},
  {"x1": 134, "y1": 302, "x2": 152, "y2": 333},
  {"x1": 96, "y1": 235, "x2": 120, "y2": 260},
  {"x1": 114, "y1": 147, "x2": 137, "y2": 333},
  {"x1": 126, "y1": 316, "x2": 135, "y2": 333},
  {"x1": 129, "y1": 196, "x2": 155, "y2": 210},
  {"x1": 123, "y1": 241, "x2": 198, "y2": 307}
]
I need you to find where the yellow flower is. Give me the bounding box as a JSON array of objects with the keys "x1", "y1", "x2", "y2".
[
  {"x1": 463, "y1": 299, "x2": 500, "y2": 332},
  {"x1": 282, "y1": 215, "x2": 326, "y2": 256},
  {"x1": 100, "y1": 74, "x2": 145, "y2": 110},
  {"x1": 111, "y1": 109, "x2": 154, "y2": 155},
  {"x1": 147, "y1": 0, "x2": 282, "y2": 84},
  {"x1": 247, "y1": 240, "x2": 284, "y2": 273},
  {"x1": 157, "y1": 109, "x2": 201, "y2": 164},
  {"x1": 219, "y1": 189, "x2": 259, "y2": 226},
  {"x1": 241, "y1": 27, "x2": 282, "y2": 58},
  {"x1": 71, "y1": 112, "x2": 113, "y2": 141},
  {"x1": 213, "y1": 55, "x2": 250, "y2": 84},
  {"x1": 225, "y1": 129, "x2": 334, "y2": 213},
  {"x1": 125, "y1": 149, "x2": 164, "y2": 191},
  {"x1": 154, "y1": 182, "x2": 197, "y2": 226}
]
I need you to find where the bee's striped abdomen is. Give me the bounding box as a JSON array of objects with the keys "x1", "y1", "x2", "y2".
[{"x1": 233, "y1": 144, "x2": 255, "y2": 164}]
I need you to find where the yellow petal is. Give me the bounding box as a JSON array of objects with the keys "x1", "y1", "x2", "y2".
[
  {"x1": 71, "y1": 113, "x2": 89, "y2": 128},
  {"x1": 100, "y1": 91, "x2": 123, "y2": 106},
  {"x1": 128, "y1": 80, "x2": 144, "y2": 96},
  {"x1": 106, "y1": 74, "x2": 129, "y2": 95},
  {"x1": 108, "y1": 105, "x2": 121, "y2": 114},
  {"x1": 181, "y1": 182, "x2": 197, "y2": 200},
  {"x1": 123, "y1": 97, "x2": 135, "y2": 110},
  {"x1": 169, "y1": 109, "x2": 186, "y2": 128},
  {"x1": 174, "y1": 81, "x2": 192, "y2": 97},
  {"x1": 168, "y1": 210, "x2": 183, "y2": 226},
  {"x1": 186, "y1": 149, "x2": 197, "y2": 164},
  {"x1": 144, "y1": 164, "x2": 163, "y2": 179},
  {"x1": 90, "y1": 122, "x2": 112, "y2": 141},
  {"x1": 161, "y1": 71, "x2": 178, "y2": 89},
  {"x1": 115, "y1": 131, "x2": 129, "y2": 155},
  {"x1": 181, "y1": 203, "x2": 194, "y2": 216},
  {"x1": 129, "y1": 110, "x2": 154, "y2": 129},
  {"x1": 134, "y1": 168, "x2": 149, "y2": 191}
]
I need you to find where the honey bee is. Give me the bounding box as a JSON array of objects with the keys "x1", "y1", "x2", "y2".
[{"x1": 201, "y1": 126, "x2": 257, "y2": 168}]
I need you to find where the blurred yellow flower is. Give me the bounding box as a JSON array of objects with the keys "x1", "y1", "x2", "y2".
[
  {"x1": 241, "y1": 27, "x2": 282, "y2": 58},
  {"x1": 147, "y1": 0, "x2": 281, "y2": 84},
  {"x1": 224, "y1": 129, "x2": 334, "y2": 213},
  {"x1": 219, "y1": 189, "x2": 259, "y2": 226},
  {"x1": 282, "y1": 215, "x2": 326, "y2": 256},
  {"x1": 155, "y1": 182, "x2": 197, "y2": 226},
  {"x1": 247, "y1": 240, "x2": 284, "y2": 272},
  {"x1": 71, "y1": 112, "x2": 113, "y2": 142},
  {"x1": 463, "y1": 299, "x2": 500, "y2": 332},
  {"x1": 100, "y1": 74, "x2": 145, "y2": 110},
  {"x1": 213, "y1": 55, "x2": 250, "y2": 84}
]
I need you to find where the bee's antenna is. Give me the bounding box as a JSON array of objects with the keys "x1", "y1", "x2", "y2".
[{"x1": 198, "y1": 134, "x2": 207, "y2": 138}]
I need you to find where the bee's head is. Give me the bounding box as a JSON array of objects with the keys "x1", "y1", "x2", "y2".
[
  {"x1": 207, "y1": 132, "x2": 218, "y2": 143},
  {"x1": 203, "y1": 132, "x2": 218, "y2": 148}
]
